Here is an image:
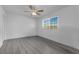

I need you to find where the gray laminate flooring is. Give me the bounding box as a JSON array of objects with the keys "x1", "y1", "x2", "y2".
[{"x1": 0, "y1": 36, "x2": 74, "y2": 54}]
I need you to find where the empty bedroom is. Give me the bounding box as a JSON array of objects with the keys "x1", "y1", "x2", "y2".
[{"x1": 0, "y1": 5, "x2": 79, "y2": 54}]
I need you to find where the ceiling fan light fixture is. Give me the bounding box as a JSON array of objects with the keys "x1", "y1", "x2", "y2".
[
  {"x1": 32, "y1": 12, "x2": 37, "y2": 16},
  {"x1": 24, "y1": 5, "x2": 43, "y2": 16}
]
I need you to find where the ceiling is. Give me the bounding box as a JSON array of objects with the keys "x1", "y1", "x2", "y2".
[{"x1": 3, "y1": 5, "x2": 68, "y2": 19}]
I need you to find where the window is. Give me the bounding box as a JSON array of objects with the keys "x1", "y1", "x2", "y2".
[{"x1": 42, "y1": 16, "x2": 59, "y2": 30}]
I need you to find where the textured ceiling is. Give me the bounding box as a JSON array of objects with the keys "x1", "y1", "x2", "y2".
[{"x1": 3, "y1": 5, "x2": 68, "y2": 19}]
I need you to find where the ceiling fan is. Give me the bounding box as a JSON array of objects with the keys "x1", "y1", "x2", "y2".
[{"x1": 24, "y1": 5, "x2": 44, "y2": 16}]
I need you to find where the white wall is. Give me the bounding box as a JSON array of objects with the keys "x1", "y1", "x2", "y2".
[
  {"x1": 5, "y1": 13, "x2": 37, "y2": 39},
  {"x1": 0, "y1": 6, "x2": 6, "y2": 47},
  {"x1": 37, "y1": 6, "x2": 79, "y2": 49}
]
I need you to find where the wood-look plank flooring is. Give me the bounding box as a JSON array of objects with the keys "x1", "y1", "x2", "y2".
[{"x1": 0, "y1": 36, "x2": 73, "y2": 54}]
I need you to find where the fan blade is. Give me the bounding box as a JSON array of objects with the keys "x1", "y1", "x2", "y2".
[
  {"x1": 36, "y1": 12, "x2": 40, "y2": 15},
  {"x1": 37, "y1": 10, "x2": 43, "y2": 12},
  {"x1": 29, "y1": 5, "x2": 35, "y2": 10}
]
